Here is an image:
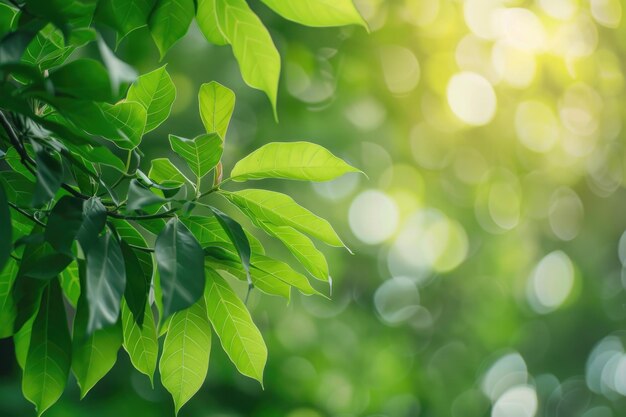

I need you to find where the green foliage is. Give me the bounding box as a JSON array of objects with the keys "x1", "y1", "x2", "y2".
[{"x1": 0, "y1": 0, "x2": 364, "y2": 414}]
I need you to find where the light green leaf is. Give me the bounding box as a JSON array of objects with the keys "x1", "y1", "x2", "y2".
[
  {"x1": 220, "y1": 189, "x2": 347, "y2": 248},
  {"x1": 260, "y1": 0, "x2": 367, "y2": 28},
  {"x1": 181, "y1": 216, "x2": 264, "y2": 254},
  {"x1": 204, "y1": 268, "x2": 266, "y2": 383},
  {"x1": 22, "y1": 281, "x2": 71, "y2": 417},
  {"x1": 168, "y1": 133, "x2": 223, "y2": 179},
  {"x1": 86, "y1": 230, "x2": 126, "y2": 333},
  {"x1": 72, "y1": 289, "x2": 123, "y2": 398},
  {"x1": 159, "y1": 298, "x2": 211, "y2": 414},
  {"x1": 155, "y1": 218, "x2": 205, "y2": 320},
  {"x1": 22, "y1": 24, "x2": 73, "y2": 70},
  {"x1": 59, "y1": 260, "x2": 80, "y2": 307},
  {"x1": 196, "y1": 0, "x2": 228, "y2": 45},
  {"x1": 230, "y1": 141, "x2": 362, "y2": 182},
  {"x1": 121, "y1": 300, "x2": 158, "y2": 385},
  {"x1": 257, "y1": 222, "x2": 329, "y2": 281},
  {"x1": 252, "y1": 254, "x2": 319, "y2": 296},
  {"x1": 101, "y1": 101, "x2": 147, "y2": 149},
  {"x1": 149, "y1": 0, "x2": 194, "y2": 59},
  {"x1": 0, "y1": 258, "x2": 18, "y2": 338},
  {"x1": 198, "y1": 81, "x2": 235, "y2": 140},
  {"x1": 128, "y1": 65, "x2": 176, "y2": 133},
  {"x1": 149, "y1": 158, "x2": 189, "y2": 188},
  {"x1": 205, "y1": 0, "x2": 281, "y2": 113}
]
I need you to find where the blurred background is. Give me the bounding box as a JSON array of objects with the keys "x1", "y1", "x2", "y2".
[{"x1": 3, "y1": 0, "x2": 626, "y2": 416}]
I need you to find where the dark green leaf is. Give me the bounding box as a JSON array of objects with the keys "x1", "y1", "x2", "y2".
[
  {"x1": 11, "y1": 275, "x2": 46, "y2": 333},
  {"x1": 32, "y1": 146, "x2": 63, "y2": 208},
  {"x1": 76, "y1": 197, "x2": 107, "y2": 253},
  {"x1": 155, "y1": 218, "x2": 205, "y2": 320},
  {"x1": 96, "y1": 0, "x2": 157, "y2": 42},
  {"x1": 44, "y1": 196, "x2": 83, "y2": 255},
  {"x1": 49, "y1": 59, "x2": 112, "y2": 102},
  {"x1": 208, "y1": 206, "x2": 252, "y2": 292},
  {"x1": 86, "y1": 230, "x2": 126, "y2": 333},
  {"x1": 126, "y1": 179, "x2": 165, "y2": 212},
  {"x1": 19, "y1": 241, "x2": 73, "y2": 280},
  {"x1": 0, "y1": 171, "x2": 34, "y2": 207},
  {"x1": 0, "y1": 180, "x2": 11, "y2": 270},
  {"x1": 0, "y1": 258, "x2": 18, "y2": 338},
  {"x1": 120, "y1": 240, "x2": 149, "y2": 326}
]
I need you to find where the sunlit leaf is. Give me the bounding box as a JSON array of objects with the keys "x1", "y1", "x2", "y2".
[
  {"x1": 256, "y1": 222, "x2": 329, "y2": 281},
  {"x1": 204, "y1": 268, "x2": 266, "y2": 383},
  {"x1": 220, "y1": 189, "x2": 347, "y2": 248},
  {"x1": 200, "y1": 0, "x2": 280, "y2": 113},
  {"x1": 59, "y1": 260, "x2": 80, "y2": 307},
  {"x1": 72, "y1": 281, "x2": 123, "y2": 399},
  {"x1": 198, "y1": 81, "x2": 235, "y2": 140},
  {"x1": 169, "y1": 133, "x2": 222, "y2": 179},
  {"x1": 22, "y1": 281, "x2": 71, "y2": 417},
  {"x1": 149, "y1": 158, "x2": 189, "y2": 188},
  {"x1": 230, "y1": 141, "x2": 362, "y2": 182},
  {"x1": 101, "y1": 101, "x2": 147, "y2": 150},
  {"x1": 128, "y1": 65, "x2": 176, "y2": 133},
  {"x1": 121, "y1": 299, "x2": 158, "y2": 385},
  {"x1": 159, "y1": 298, "x2": 211, "y2": 414},
  {"x1": 260, "y1": 0, "x2": 367, "y2": 28}
]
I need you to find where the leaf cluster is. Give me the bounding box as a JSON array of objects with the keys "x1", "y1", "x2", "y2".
[{"x1": 0, "y1": 0, "x2": 365, "y2": 415}]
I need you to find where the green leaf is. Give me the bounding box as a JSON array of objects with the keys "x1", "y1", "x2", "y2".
[
  {"x1": 12, "y1": 275, "x2": 46, "y2": 333},
  {"x1": 196, "y1": 0, "x2": 227, "y2": 45},
  {"x1": 14, "y1": 311, "x2": 34, "y2": 369},
  {"x1": 181, "y1": 215, "x2": 264, "y2": 254},
  {"x1": 230, "y1": 141, "x2": 362, "y2": 182},
  {"x1": 208, "y1": 206, "x2": 252, "y2": 292},
  {"x1": 19, "y1": 241, "x2": 73, "y2": 280},
  {"x1": 86, "y1": 230, "x2": 126, "y2": 333},
  {"x1": 252, "y1": 254, "x2": 319, "y2": 296},
  {"x1": 169, "y1": 133, "x2": 223, "y2": 180},
  {"x1": 159, "y1": 298, "x2": 211, "y2": 414},
  {"x1": 204, "y1": 268, "x2": 266, "y2": 383},
  {"x1": 22, "y1": 24, "x2": 73, "y2": 70},
  {"x1": 205, "y1": 258, "x2": 290, "y2": 299},
  {"x1": 101, "y1": 101, "x2": 147, "y2": 149},
  {"x1": 149, "y1": 158, "x2": 189, "y2": 188},
  {"x1": 0, "y1": 180, "x2": 10, "y2": 270},
  {"x1": 45, "y1": 196, "x2": 83, "y2": 255},
  {"x1": 59, "y1": 260, "x2": 80, "y2": 307},
  {"x1": 257, "y1": 222, "x2": 329, "y2": 281},
  {"x1": 96, "y1": 0, "x2": 157, "y2": 42},
  {"x1": 126, "y1": 179, "x2": 166, "y2": 212},
  {"x1": 0, "y1": 258, "x2": 18, "y2": 338},
  {"x1": 110, "y1": 220, "x2": 154, "y2": 303},
  {"x1": 0, "y1": 4, "x2": 18, "y2": 37},
  {"x1": 149, "y1": 0, "x2": 194, "y2": 59},
  {"x1": 120, "y1": 240, "x2": 149, "y2": 326},
  {"x1": 67, "y1": 142, "x2": 126, "y2": 173},
  {"x1": 72, "y1": 283, "x2": 123, "y2": 398},
  {"x1": 4, "y1": 147, "x2": 35, "y2": 181},
  {"x1": 121, "y1": 299, "x2": 158, "y2": 385},
  {"x1": 220, "y1": 189, "x2": 347, "y2": 248},
  {"x1": 204, "y1": 0, "x2": 281, "y2": 113},
  {"x1": 260, "y1": 0, "x2": 367, "y2": 28},
  {"x1": 22, "y1": 281, "x2": 71, "y2": 417},
  {"x1": 76, "y1": 197, "x2": 107, "y2": 253},
  {"x1": 155, "y1": 218, "x2": 205, "y2": 320},
  {"x1": 198, "y1": 81, "x2": 235, "y2": 140},
  {"x1": 128, "y1": 65, "x2": 176, "y2": 133},
  {"x1": 32, "y1": 147, "x2": 63, "y2": 208},
  {"x1": 0, "y1": 171, "x2": 34, "y2": 207},
  {"x1": 49, "y1": 59, "x2": 112, "y2": 102}
]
